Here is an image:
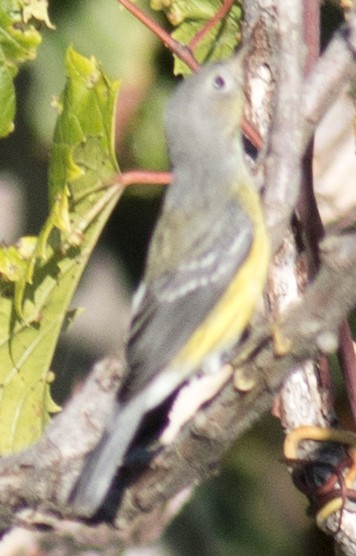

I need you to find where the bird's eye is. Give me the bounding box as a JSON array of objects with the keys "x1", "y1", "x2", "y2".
[{"x1": 213, "y1": 74, "x2": 226, "y2": 90}]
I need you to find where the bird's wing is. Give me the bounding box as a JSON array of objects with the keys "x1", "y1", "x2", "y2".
[
  {"x1": 121, "y1": 200, "x2": 253, "y2": 401},
  {"x1": 70, "y1": 200, "x2": 254, "y2": 518}
]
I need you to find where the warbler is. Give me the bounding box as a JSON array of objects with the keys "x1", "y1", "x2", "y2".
[{"x1": 71, "y1": 50, "x2": 270, "y2": 516}]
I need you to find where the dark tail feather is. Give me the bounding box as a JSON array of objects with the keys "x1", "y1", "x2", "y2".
[{"x1": 69, "y1": 394, "x2": 145, "y2": 517}]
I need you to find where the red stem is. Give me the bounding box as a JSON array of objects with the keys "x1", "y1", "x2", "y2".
[
  {"x1": 189, "y1": 0, "x2": 235, "y2": 51},
  {"x1": 300, "y1": 0, "x2": 356, "y2": 426},
  {"x1": 116, "y1": 0, "x2": 200, "y2": 72},
  {"x1": 119, "y1": 170, "x2": 172, "y2": 187},
  {"x1": 243, "y1": 119, "x2": 263, "y2": 152},
  {"x1": 298, "y1": 1, "x2": 334, "y2": 401},
  {"x1": 117, "y1": 0, "x2": 261, "y2": 151}
]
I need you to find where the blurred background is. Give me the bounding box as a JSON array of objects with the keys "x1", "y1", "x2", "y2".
[{"x1": 0, "y1": 1, "x2": 355, "y2": 554}]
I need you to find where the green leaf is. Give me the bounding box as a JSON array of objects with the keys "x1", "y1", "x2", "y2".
[
  {"x1": 151, "y1": 0, "x2": 242, "y2": 75},
  {"x1": 0, "y1": 47, "x2": 121, "y2": 454},
  {"x1": 0, "y1": 0, "x2": 53, "y2": 137}
]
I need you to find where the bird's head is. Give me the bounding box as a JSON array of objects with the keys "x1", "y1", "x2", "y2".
[{"x1": 165, "y1": 51, "x2": 246, "y2": 167}]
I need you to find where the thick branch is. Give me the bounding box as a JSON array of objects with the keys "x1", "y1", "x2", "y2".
[
  {"x1": 1, "y1": 3, "x2": 356, "y2": 553},
  {"x1": 0, "y1": 234, "x2": 354, "y2": 546},
  {"x1": 263, "y1": 0, "x2": 304, "y2": 239},
  {"x1": 302, "y1": 10, "x2": 356, "y2": 148},
  {"x1": 265, "y1": 5, "x2": 356, "y2": 244}
]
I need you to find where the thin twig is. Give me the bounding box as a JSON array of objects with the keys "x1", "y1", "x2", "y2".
[
  {"x1": 119, "y1": 170, "x2": 172, "y2": 187},
  {"x1": 117, "y1": 0, "x2": 262, "y2": 150},
  {"x1": 243, "y1": 119, "x2": 263, "y2": 151},
  {"x1": 264, "y1": 0, "x2": 305, "y2": 237},
  {"x1": 116, "y1": 0, "x2": 200, "y2": 72},
  {"x1": 298, "y1": 1, "x2": 356, "y2": 428},
  {"x1": 189, "y1": 0, "x2": 235, "y2": 51},
  {"x1": 301, "y1": 9, "x2": 356, "y2": 148},
  {"x1": 298, "y1": 1, "x2": 333, "y2": 384}
]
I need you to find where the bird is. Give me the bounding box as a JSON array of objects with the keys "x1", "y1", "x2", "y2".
[{"x1": 70, "y1": 50, "x2": 270, "y2": 517}]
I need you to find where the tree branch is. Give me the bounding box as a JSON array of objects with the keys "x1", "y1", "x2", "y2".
[
  {"x1": 1, "y1": 3, "x2": 356, "y2": 553},
  {"x1": 0, "y1": 233, "x2": 354, "y2": 547},
  {"x1": 301, "y1": 8, "x2": 356, "y2": 148}
]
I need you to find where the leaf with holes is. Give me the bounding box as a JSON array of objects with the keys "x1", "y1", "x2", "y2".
[
  {"x1": 0, "y1": 0, "x2": 53, "y2": 137},
  {"x1": 0, "y1": 47, "x2": 121, "y2": 454},
  {"x1": 151, "y1": 0, "x2": 242, "y2": 75}
]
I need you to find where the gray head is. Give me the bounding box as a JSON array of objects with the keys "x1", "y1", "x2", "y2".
[{"x1": 165, "y1": 53, "x2": 245, "y2": 170}]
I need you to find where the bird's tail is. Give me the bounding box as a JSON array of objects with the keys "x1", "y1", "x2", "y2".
[{"x1": 69, "y1": 393, "x2": 146, "y2": 517}]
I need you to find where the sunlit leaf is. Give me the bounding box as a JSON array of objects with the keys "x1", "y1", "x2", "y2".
[
  {"x1": 0, "y1": 0, "x2": 53, "y2": 137},
  {"x1": 151, "y1": 0, "x2": 242, "y2": 75},
  {"x1": 0, "y1": 47, "x2": 121, "y2": 454}
]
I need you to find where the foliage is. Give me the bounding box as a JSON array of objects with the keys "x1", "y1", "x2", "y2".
[
  {"x1": 0, "y1": 39, "x2": 121, "y2": 453},
  {"x1": 0, "y1": 0, "x2": 53, "y2": 137},
  {"x1": 0, "y1": 1, "x2": 350, "y2": 554},
  {"x1": 151, "y1": 0, "x2": 243, "y2": 74}
]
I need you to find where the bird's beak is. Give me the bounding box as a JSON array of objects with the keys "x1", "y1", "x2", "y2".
[{"x1": 226, "y1": 45, "x2": 246, "y2": 87}]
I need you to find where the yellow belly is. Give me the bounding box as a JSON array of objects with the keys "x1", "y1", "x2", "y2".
[{"x1": 173, "y1": 185, "x2": 270, "y2": 372}]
